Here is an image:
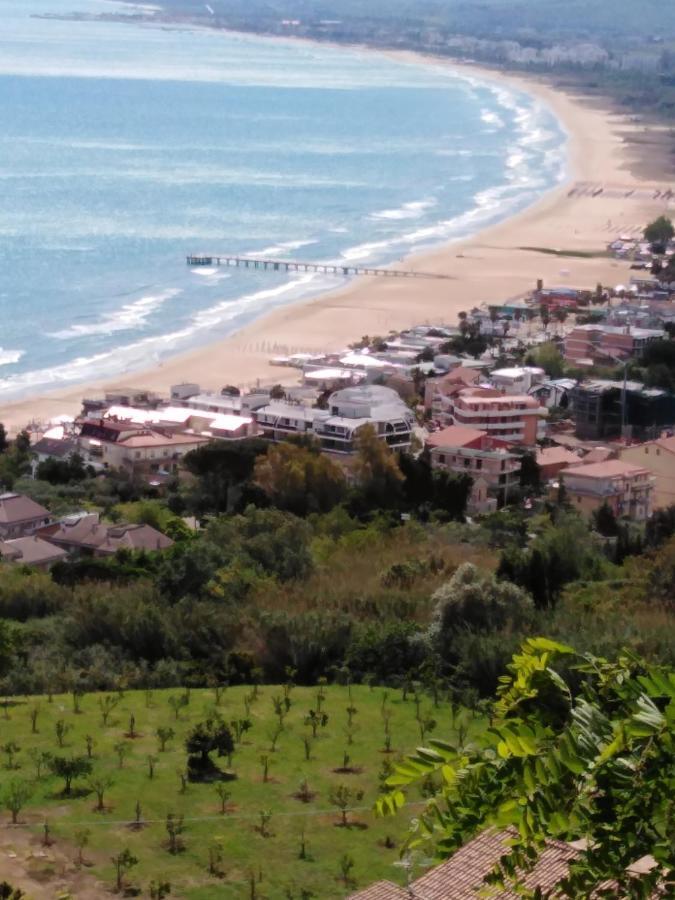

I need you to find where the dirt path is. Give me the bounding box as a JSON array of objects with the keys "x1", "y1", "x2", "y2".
[{"x1": 0, "y1": 821, "x2": 108, "y2": 898}]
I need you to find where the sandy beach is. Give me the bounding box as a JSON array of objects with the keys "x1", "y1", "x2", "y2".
[{"x1": 2, "y1": 53, "x2": 673, "y2": 432}]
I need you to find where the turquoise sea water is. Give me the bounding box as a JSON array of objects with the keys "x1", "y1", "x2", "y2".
[{"x1": 0, "y1": 0, "x2": 567, "y2": 402}]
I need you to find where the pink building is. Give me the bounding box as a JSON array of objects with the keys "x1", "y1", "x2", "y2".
[
  {"x1": 436, "y1": 387, "x2": 545, "y2": 446},
  {"x1": 424, "y1": 367, "x2": 481, "y2": 422},
  {"x1": 564, "y1": 324, "x2": 664, "y2": 366},
  {"x1": 427, "y1": 425, "x2": 521, "y2": 512},
  {"x1": 562, "y1": 460, "x2": 654, "y2": 522}
]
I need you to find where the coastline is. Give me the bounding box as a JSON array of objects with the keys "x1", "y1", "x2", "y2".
[{"x1": 1, "y1": 46, "x2": 672, "y2": 432}]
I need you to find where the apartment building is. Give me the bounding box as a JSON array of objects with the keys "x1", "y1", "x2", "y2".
[
  {"x1": 620, "y1": 435, "x2": 675, "y2": 510},
  {"x1": 435, "y1": 386, "x2": 546, "y2": 446},
  {"x1": 562, "y1": 460, "x2": 654, "y2": 521},
  {"x1": 427, "y1": 425, "x2": 521, "y2": 512},
  {"x1": 564, "y1": 324, "x2": 664, "y2": 366}
]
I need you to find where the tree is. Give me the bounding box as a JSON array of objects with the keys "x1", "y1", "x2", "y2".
[
  {"x1": 518, "y1": 450, "x2": 541, "y2": 492},
  {"x1": 165, "y1": 812, "x2": 184, "y2": 854},
  {"x1": 526, "y1": 341, "x2": 564, "y2": 378},
  {"x1": 329, "y1": 783, "x2": 364, "y2": 827},
  {"x1": 377, "y1": 638, "x2": 675, "y2": 897},
  {"x1": 87, "y1": 773, "x2": 114, "y2": 812},
  {"x1": 351, "y1": 424, "x2": 404, "y2": 509},
  {"x1": 429, "y1": 563, "x2": 533, "y2": 645},
  {"x1": 156, "y1": 726, "x2": 175, "y2": 752},
  {"x1": 644, "y1": 214, "x2": 674, "y2": 247},
  {"x1": 593, "y1": 500, "x2": 619, "y2": 537},
  {"x1": 0, "y1": 424, "x2": 7, "y2": 455},
  {"x1": 111, "y1": 848, "x2": 138, "y2": 893},
  {"x1": 253, "y1": 441, "x2": 346, "y2": 515},
  {"x1": 2, "y1": 780, "x2": 31, "y2": 824},
  {"x1": 49, "y1": 755, "x2": 92, "y2": 795},
  {"x1": 185, "y1": 717, "x2": 234, "y2": 773},
  {"x1": 98, "y1": 694, "x2": 120, "y2": 726}
]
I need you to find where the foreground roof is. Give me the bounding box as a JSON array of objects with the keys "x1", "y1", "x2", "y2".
[{"x1": 348, "y1": 828, "x2": 618, "y2": 900}]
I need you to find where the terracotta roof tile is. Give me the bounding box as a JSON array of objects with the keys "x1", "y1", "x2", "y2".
[{"x1": 348, "y1": 881, "x2": 411, "y2": 900}]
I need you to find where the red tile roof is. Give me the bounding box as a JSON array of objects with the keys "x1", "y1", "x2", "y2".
[
  {"x1": 564, "y1": 460, "x2": 649, "y2": 479},
  {"x1": 349, "y1": 882, "x2": 410, "y2": 900},
  {"x1": 427, "y1": 425, "x2": 487, "y2": 450},
  {"x1": 349, "y1": 829, "x2": 625, "y2": 900}
]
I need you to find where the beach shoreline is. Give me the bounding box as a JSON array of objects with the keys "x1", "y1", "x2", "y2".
[{"x1": 1, "y1": 40, "x2": 672, "y2": 432}]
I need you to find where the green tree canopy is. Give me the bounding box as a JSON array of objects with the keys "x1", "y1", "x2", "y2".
[
  {"x1": 377, "y1": 638, "x2": 675, "y2": 897},
  {"x1": 253, "y1": 440, "x2": 346, "y2": 515},
  {"x1": 644, "y1": 215, "x2": 675, "y2": 246}
]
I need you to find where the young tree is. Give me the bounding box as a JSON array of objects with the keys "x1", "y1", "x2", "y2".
[
  {"x1": 2, "y1": 780, "x2": 31, "y2": 824},
  {"x1": 49, "y1": 755, "x2": 92, "y2": 795},
  {"x1": 165, "y1": 812, "x2": 185, "y2": 855},
  {"x1": 259, "y1": 754, "x2": 272, "y2": 783},
  {"x1": 147, "y1": 754, "x2": 159, "y2": 779},
  {"x1": 28, "y1": 704, "x2": 40, "y2": 734},
  {"x1": 113, "y1": 741, "x2": 131, "y2": 770},
  {"x1": 215, "y1": 784, "x2": 231, "y2": 815},
  {"x1": 168, "y1": 694, "x2": 188, "y2": 721},
  {"x1": 54, "y1": 719, "x2": 72, "y2": 748},
  {"x1": 111, "y1": 848, "x2": 138, "y2": 893},
  {"x1": 87, "y1": 773, "x2": 114, "y2": 812},
  {"x1": 2, "y1": 742, "x2": 20, "y2": 770},
  {"x1": 98, "y1": 694, "x2": 120, "y2": 726},
  {"x1": 304, "y1": 710, "x2": 328, "y2": 739},
  {"x1": 338, "y1": 854, "x2": 356, "y2": 888},
  {"x1": 156, "y1": 726, "x2": 175, "y2": 752},
  {"x1": 377, "y1": 638, "x2": 675, "y2": 898},
  {"x1": 28, "y1": 749, "x2": 52, "y2": 780},
  {"x1": 74, "y1": 828, "x2": 90, "y2": 867},
  {"x1": 329, "y1": 784, "x2": 364, "y2": 827}
]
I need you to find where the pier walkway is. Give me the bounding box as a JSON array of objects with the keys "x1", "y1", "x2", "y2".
[{"x1": 186, "y1": 254, "x2": 453, "y2": 280}]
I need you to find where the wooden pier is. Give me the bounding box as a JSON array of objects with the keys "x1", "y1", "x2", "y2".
[{"x1": 186, "y1": 254, "x2": 452, "y2": 280}]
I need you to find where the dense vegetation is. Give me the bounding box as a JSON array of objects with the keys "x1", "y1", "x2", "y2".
[
  {"x1": 2, "y1": 429, "x2": 675, "y2": 704},
  {"x1": 378, "y1": 638, "x2": 675, "y2": 896}
]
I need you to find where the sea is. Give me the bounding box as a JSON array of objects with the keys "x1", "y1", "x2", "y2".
[{"x1": 0, "y1": 0, "x2": 568, "y2": 403}]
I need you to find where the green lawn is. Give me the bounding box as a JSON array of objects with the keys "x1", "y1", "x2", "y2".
[{"x1": 0, "y1": 684, "x2": 483, "y2": 898}]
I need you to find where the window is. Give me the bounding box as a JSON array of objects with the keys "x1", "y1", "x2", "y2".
[
  {"x1": 476, "y1": 459, "x2": 482, "y2": 470},
  {"x1": 438, "y1": 454, "x2": 446, "y2": 464}
]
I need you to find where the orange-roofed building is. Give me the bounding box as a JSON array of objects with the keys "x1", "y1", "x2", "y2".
[
  {"x1": 562, "y1": 460, "x2": 654, "y2": 521},
  {"x1": 434, "y1": 386, "x2": 546, "y2": 446},
  {"x1": 424, "y1": 367, "x2": 481, "y2": 422},
  {"x1": 427, "y1": 425, "x2": 520, "y2": 512},
  {"x1": 536, "y1": 445, "x2": 581, "y2": 481},
  {"x1": 619, "y1": 435, "x2": 675, "y2": 510}
]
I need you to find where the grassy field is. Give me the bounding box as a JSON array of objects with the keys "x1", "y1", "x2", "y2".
[{"x1": 0, "y1": 684, "x2": 483, "y2": 898}]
